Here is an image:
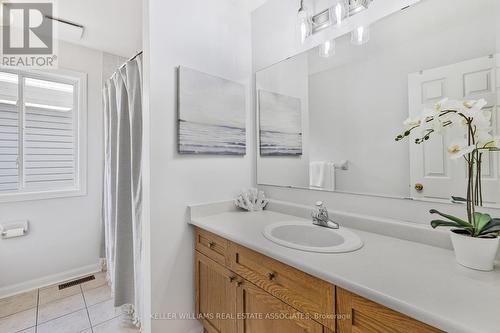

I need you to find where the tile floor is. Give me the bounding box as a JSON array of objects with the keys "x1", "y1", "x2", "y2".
[{"x1": 0, "y1": 272, "x2": 140, "y2": 333}]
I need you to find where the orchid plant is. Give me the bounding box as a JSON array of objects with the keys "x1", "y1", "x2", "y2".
[{"x1": 396, "y1": 98, "x2": 500, "y2": 238}]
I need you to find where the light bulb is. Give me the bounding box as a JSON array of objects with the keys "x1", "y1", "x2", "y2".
[
  {"x1": 319, "y1": 39, "x2": 335, "y2": 58},
  {"x1": 299, "y1": 18, "x2": 309, "y2": 43},
  {"x1": 351, "y1": 25, "x2": 370, "y2": 45},
  {"x1": 297, "y1": 1, "x2": 311, "y2": 44},
  {"x1": 333, "y1": 0, "x2": 348, "y2": 27}
]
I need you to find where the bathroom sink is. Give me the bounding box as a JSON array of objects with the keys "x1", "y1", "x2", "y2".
[{"x1": 263, "y1": 221, "x2": 363, "y2": 253}]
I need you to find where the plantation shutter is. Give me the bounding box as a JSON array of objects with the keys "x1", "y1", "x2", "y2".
[
  {"x1": 0, "y1": 72, "x2": 19, "y2": 192},
  {"x1": 0, "y1": 71, "x2": 79, "y2": 196},
  {"x1": 23, "y1": 78, "x2": 76, "y2": 190}
]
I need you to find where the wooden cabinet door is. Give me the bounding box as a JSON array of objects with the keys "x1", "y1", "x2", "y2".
[
  {"x1": 228, "y1": 242, "x2": 335, "y2": 331},
  {"x1": 236, "y1": 279, "x2": 324, "y2": 333},
  {"x1": 195, "y1": 252, "x2": 237, "y2": 333},
  {"x1": 336, "y1": 288, "x2": 443, "y2": 333}
]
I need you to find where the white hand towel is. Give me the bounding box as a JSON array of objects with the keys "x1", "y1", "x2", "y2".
[{"x1": 310, "y1": 161, "x2": 327, "y2": 188}]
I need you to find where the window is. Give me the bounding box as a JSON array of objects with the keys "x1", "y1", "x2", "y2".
[{"x1": 0, "y1": 69, "x2": 87, "y2": 202}]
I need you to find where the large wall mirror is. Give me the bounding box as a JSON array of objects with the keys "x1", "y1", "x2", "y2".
[{"x1": 256, "y1": 0, "x2": 500, "y2": 206}]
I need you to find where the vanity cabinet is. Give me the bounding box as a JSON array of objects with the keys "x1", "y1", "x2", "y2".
[
  {"x1": 195, "y1": 251, "x2": 327, "y2": 333},
  {"x1": 194, "y1": 227, "x2": 443, "y2": 333}
]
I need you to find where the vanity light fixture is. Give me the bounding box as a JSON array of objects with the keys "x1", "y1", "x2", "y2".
[
  {"x1": 297, "y1": 0, "x2": 312, "y2": 44},
  {"x1": 308, "y1": 0, "x2": 372, "y2": 54},
  {"x1": 351, "y1": 25, "x2": 370, "y2": 45},
  {"x1": 319, "y1": 39, "x2": 335, "y2": 58}
]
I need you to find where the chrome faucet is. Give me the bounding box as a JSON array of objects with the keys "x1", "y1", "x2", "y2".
[{"x1": 312, "y1": 201, "x2": 340, "y2": 229}]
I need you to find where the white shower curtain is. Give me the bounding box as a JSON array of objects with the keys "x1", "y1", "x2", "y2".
[{"x1": 102, "y1": 53, "x2": 143, "y2": 327}]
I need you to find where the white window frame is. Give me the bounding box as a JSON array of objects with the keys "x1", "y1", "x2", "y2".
[{"x1": 0, "y1": 67, "x2": 87, "y2": 203}]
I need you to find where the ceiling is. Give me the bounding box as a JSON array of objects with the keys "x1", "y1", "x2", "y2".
[
  {"x1": 53, "y1": 0, "x2": 142, "y2": 58},
  {"x1": 231, "y1": 0, "x2": 269, "y2": 12},
  {"x1": 51, "y1": 0, "x2": 267, "y2": 57}
]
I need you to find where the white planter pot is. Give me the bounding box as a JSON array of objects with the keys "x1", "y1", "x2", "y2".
[{"x1": 450, "y1": 230, "x2": 500, "y2": 271}]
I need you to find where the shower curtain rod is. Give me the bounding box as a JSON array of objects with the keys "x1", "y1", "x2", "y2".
[
  {"x1": 119, "y1": 50, "x2": 143, "y2": 70},
  {"x1": 107, "y1": 50, "x2": 143, "y2": 81}
]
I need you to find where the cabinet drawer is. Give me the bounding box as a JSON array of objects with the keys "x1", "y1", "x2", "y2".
[
  {"x1": 195, "y1": 227, "x2": 228, "y2": 265},
  {"x1": 337, "y1": 288, "x2": 444, "y2": 333},
  {"x1": 228, "y1": 242, "x2": 335, "y2": 331}
]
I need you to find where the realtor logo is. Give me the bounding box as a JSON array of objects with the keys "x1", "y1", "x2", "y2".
[
  {"x1": 2, "y1": 2, "x2": 53, "y2": 54},
  {"x1": 1, "y1": 2, "x2": 56, "y2": 67}
]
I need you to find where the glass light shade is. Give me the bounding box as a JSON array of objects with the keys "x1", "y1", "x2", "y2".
[
  {"x1": 319, "y1": 39, "x2": 335, "y2": 58},
  {"x1": 297, "y1": 7, "x2": 312, "y2": 44},
  {"x1": 351, "y1": 25, "x2": 370, "y2": 45},
  {"x1": 332, "y1": 0, "x2": 348, "y2": 27}
]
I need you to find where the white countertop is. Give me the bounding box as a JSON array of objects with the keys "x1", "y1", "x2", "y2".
[{"x1": 189, "y1": 209, "x2": 500, "y2": 333}]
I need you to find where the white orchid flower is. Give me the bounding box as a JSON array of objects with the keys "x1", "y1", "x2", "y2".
[
  {"x1": 447, "y1": 141, "x2": 475, "y2": 159},
  {"x1": 434, "y1": 98, "x2": 460, "y2": 112},
  {"x1": 472, "y1": 110, "x2": 492, "y2": 129},
  {"x1": 438, "y1": 111, "x2": 461, "y2": 127},
  {"x1": 433, "y1": 98, "x2": 447, "y2": 112},
  {"x1": 404, "y1": 116, "x2": 422, "y2": 128},
  {"x1": 408, "y1": 98, "x2": 496, "y2": 154},
  {"x1": 429, "y1": 117, "x2": 444, "y2": 134},
  {"x1": 462, "y1": 99, "x2": 488, "y2": 118},
  {"x1": 421, "y1": 107, "x2": 435, "y2": 117},
  {"x1": 432, "y1": 98, "x2": 463, "y2": 114},
  {"x1": 463, "y1": 99, "x2": 487, "y2": 110},
  {"x1": 441, "y1": 99, "x2": 463, "y2": 111},
  {"x1": 475, "y1": 128, "x2": 494, "y2": 146}
]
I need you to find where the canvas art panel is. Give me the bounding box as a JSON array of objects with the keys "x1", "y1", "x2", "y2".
[
  {"x1": 259, "y1": 90, "x2": 302, "y2": 156},
  {"x1": 178, "y1": 66, "x2": 246, "y2": 155}
]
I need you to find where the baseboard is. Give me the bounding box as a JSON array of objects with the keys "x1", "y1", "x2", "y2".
[{"x1": 0, "y1": 263, "x2": 101, "y2": 299}]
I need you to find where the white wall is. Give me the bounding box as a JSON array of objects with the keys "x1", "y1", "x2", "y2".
[
  {"x1": 102, "y1": 52, "x2": 127, "y2": 84},
  {"x1": 55, "y1": 0, "x2": 142, "y2": 58},
  {"x1": 141, "y1": 0, "x2": 152, "y2": 331},
  {"x1": 252, "y1": 0, "x2": 500, "y2": 224},
  {"x1": 256, "y1": 53, "x2": 310, "y2": 188},
  {"x1": 0, "y1": 41, "x2": 108, "y2": 296},
  {"x1": 146, "y1": 0, "x2": 252, "y2": 332}
]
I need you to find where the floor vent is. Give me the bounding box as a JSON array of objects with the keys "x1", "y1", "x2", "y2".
[{"x1": 58, "y1": 275, "x2": 95, "y2": 290}]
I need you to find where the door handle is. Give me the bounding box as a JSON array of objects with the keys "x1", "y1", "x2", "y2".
[{"x1": 415, "y1": 183, "x2": 424, "y2": 192}]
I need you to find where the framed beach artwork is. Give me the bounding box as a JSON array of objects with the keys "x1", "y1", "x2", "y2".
[
  {"x1": 177, "y1": 66, "x2": 246, "y2": 155},
  {"x1": 259, "y1": 90, "x2": 302, "y2": 156}
]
